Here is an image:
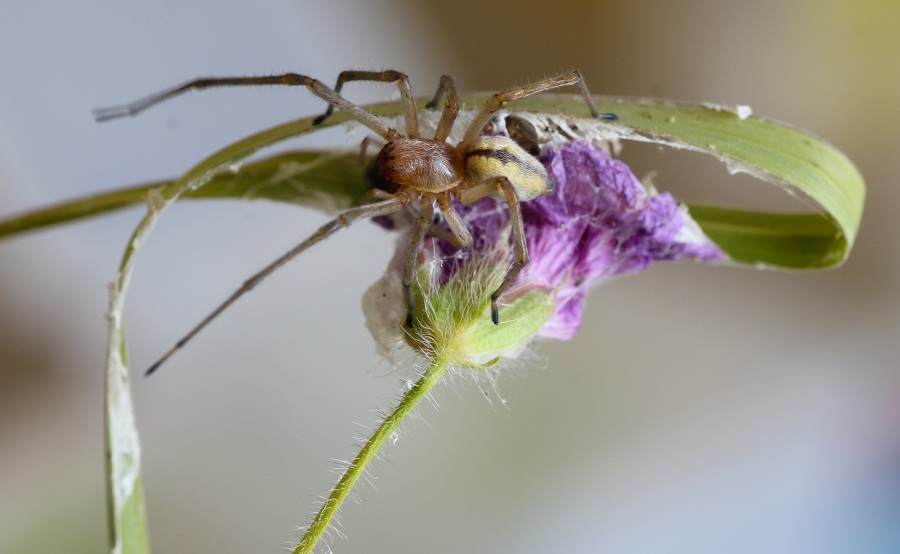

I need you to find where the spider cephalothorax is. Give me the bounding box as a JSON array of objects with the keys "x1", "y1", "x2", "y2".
[{"x1": 93, "y1": 69, "x2": 616, "y2": 373}]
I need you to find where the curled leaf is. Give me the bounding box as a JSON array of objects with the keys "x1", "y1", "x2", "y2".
[{"x1": 1, "y1": 96, "x2": 864, "y2": 271}]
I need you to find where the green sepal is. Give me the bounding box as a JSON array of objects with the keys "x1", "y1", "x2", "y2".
[
  {"x1": 403, "y1": 249, "x2": 556, "y2": 368},
  {"x1": 461, "y1": 289, "x2": 556, "y2": 367}
]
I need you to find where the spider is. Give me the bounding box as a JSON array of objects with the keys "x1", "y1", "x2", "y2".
[{"x1": 93, "y1": 70, "x2": 617, "y2": 374}]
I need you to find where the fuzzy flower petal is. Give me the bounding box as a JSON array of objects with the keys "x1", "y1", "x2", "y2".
[
  {"x1": 434, "y1": 141, "x2": 724, "y2": 340},
  {"x1": 523, "y1": 142, "x2": 724, "y2": 338}
]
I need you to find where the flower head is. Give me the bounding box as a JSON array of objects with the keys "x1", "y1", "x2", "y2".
[{"x1": 364, "y1": 140, "x2": 724, "y2": 366}]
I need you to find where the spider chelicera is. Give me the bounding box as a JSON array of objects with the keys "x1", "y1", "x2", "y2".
[{"x1": 93, "y1": 70, "x2": 617, "y2": 374}]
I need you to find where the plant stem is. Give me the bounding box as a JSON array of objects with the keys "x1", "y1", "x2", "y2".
[{"x1": 293, "y1": 349, "x2": 451, "y2": 554}]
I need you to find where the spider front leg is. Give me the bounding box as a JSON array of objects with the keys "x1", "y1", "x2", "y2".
[
  {"x1": 92, "y1": 73, "x2": 400, "y2": 141},
  {"x1": 461, "y1": 70, "x2": 618, "y2": 145},
  {"x1": 313, "y1": 70, "x2": 420, "y2": 137}
]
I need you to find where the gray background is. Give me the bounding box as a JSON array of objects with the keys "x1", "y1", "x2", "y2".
[{"x1": 1, "y1": 1, "x2": 897, "y2": 552}]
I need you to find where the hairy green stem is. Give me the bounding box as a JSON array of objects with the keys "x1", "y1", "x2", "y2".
[{"x1": 294, "y1": 349, "x2": 451, "y2": 554}]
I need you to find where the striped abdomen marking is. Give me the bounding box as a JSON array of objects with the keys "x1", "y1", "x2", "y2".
[{"x1": 463, "y1": 136, "x2": 549, "y2": 201}]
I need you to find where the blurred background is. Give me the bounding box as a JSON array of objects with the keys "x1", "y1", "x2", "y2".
[{"x1": 1, "y1": 1, "x2": 897, "y2": 552}]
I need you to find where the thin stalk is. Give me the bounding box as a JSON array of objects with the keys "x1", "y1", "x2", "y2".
[
  {"x1": 293, "y1": 349, "x2": 451, "y2": 554},
  {"x1": 0, "y1": 181, "x2": 167, "y2": 239}
]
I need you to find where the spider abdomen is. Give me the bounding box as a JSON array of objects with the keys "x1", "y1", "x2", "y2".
[
  {"x1": 459, "y1": 136, "x2": 550, "y2": 203},
  {"x1": 373, "y1": 138, "x2": 464, "y2": 192}
]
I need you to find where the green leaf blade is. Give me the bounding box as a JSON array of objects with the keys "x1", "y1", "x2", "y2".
[
  {"x1": 105, "y1": 318, "x2": 150, "y2": 554},
  {"x1": 1, "y1": 95, "x2": 865, "y2": 271},
  {"x1": 485, "y1": 94, "x2": 864, "y2": 268},
  {"x1": 686, "y1": 205, "x2": 845, "y2": 269}
]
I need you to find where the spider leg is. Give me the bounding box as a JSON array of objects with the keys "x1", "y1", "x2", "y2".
[
  {"x1": 361, "y1": 188, "x2": 398, "y2": 204},
  {"x1": 312, "y1": 70, "x2": 419, "y2": 137},
  {"x1": 92, "y1": 73, "x2": 400, "y2": 140},
  {"x1": 461, "y1": 70, "x2": 617, "y2": 145},
  {"x1": 491, "y1": 178, "x2": 529, "y2": 325},
  {"x1": 144, "y1": 196, "x2": 407, "y2": 376},
  {"x1": 425, "y1": 75, "x2": 460, "y2": 142},
  {"x1": 403, "y1": 195, "x2": 436, "y2": 327},
  {"x1": 426, "y1": 225, "x2": 463, "y2": 246},
  {"x1": 436, "y1": 191, "x2": 472, "y2": 248}
]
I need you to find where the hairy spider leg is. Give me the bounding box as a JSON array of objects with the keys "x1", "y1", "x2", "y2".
[
  {"x1": 312, "y1": 70, "x2": 420, "y2": 138},
  {"x1": 144, "y1": 197, "x2": 407, "y2": 375},
  {"x1": 490, "y1": 178, "x2": 528, "y2": 324},
  {"x1": 461, "y1": 70, "x2": 616, "y2": 145},
  {"x1": 425, "y1": 75, "x2": 460, "y2": 142},
  {"x1": 435, "y1": 190, "x2": 472, "y2": 248},
  {"x1": 91, "y1": 73, "x2": 400, "y2": 141},
  {"x1": 402, "y1": 197, "x2": 436, "y2": 328}
]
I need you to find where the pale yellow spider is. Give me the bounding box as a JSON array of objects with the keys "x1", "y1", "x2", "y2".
[{"x1": 93, "y1": 70, "x2": 617, "y2": 374}]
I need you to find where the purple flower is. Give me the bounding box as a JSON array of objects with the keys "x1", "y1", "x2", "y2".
[
  {"x1": 365, "y1": 140, "x2": 723, "y2": 362},
  {"x1": 428, "y1": 141, "x2": 723, "y2": 339}
]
